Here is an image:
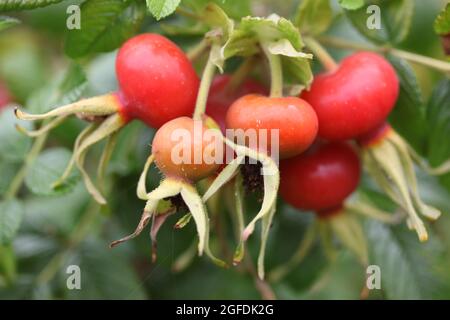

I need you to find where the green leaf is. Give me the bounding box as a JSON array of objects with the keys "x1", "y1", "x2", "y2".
[
  {"x1": 0, "y1": 108, "x2": 32, "y2": 163},
  {"x1": 387, "y1": 55, "x2": 427, "y2": 153},
  {"x1": 338, "y1": 0, "x2": 365, "y2": 10},
  {"x1": 366, "y1": 220, "x2": 450, "y2": 299},
  {"x1": 65, "y1": 0, "x2": 145, "y2": 58},
  {"x1": 182, "y1": 0, "x2": 251, "y2": 20},
  {"x1": 147, "y1": 0, "x2": 181, "y2": 20},
  {"x1": 67, "y1": 239, "x2": 147, "y2": 299},
  {"x1": 426, "y1": 79, "x2": 450, "y2": 191},
  {"x1": 365, "y1": 221, "x2": 421, "y2": 299},
  {"x1": 345, "y1": 0, "x2": 414, "y2": 44},
  {"x1": 427, "y1": 79, "x2": 450, "y2": 167},
  {"x1": 27, "y1": 64, "x2": 87, "y2": 114},
  {"x1": 295, "y1": 0, "x2": 333, "y2": 36},
  {"x1": 0, "y1": 160, "x2": 19, "y2": 196},
  {"x1": 0, "y1": 200, "x2": 24, "y2": 245},
  {"x1": 23, "y1": 185, "x2": 88, "y2": 234},
  {"x1": 25, "y1": 148, "x2": 80, "y2": 196},
  {"x1": 225, "y1": 15, "x2": 313, "y2": 88},
  {"x1": 434, "y1": 3, "x2": 450, "y2": 35},
  {"x1": 0, "y1": 0, "x2": 63, "y2": 11},
  {"x1": 0, "y1": 31, "x2": 47, "y2": 102},
  {"x1": 0, "y1": 16, "x2": 20, "y2": 31}
]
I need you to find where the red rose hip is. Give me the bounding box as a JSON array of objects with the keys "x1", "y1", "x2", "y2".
[{"x1": 301, "y1": 52, "x2": 399, "y2": 141}]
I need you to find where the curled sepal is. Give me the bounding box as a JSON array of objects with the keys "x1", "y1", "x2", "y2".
[
  {"x1": 109, "y1": 179, "x2": 182, "y2": 248},
  {"x1": 257, "y1": 204, "x2": 276, "y2": 279},
  {"x1": 74, "y1": 114, "x2": 126, "y2": 204},
  {"x1": 180, "y1": 183, "x2": 227, "y2": 267},
  {"x1": 328, "y1": 211, "x2": 369, "y2": 266},
  {"x1": 97, "y1": 131, "x2": 119, "y2": 193},
  {"x1": 136, "y1": 154, "x2": 155, "y2": 200},
  {"x1": 202, "y1": 155, "x2": 245, "y2": 202},
  {"x1": 388, "y1": 131, "x2": 441, "y2": 220},
  {"x1": 15, "y1": 115, "x2": 68, "y2": 137},
  {"x1": 242, "y1": 161, "x2": 279, "y2": 241},
  {"x1": 52, "y1": 123, "x2": 98, "y2": 189},
  {"x1": 150, "y1": 201, "x2": 176, "y2": 263},
  {"x1": 174, "y1": 212, "x2": 192, "y2": 229},
  {"x1": 204, "y1": 136, "x2": 280, "y2": 244},
  {"x1": 346, "y1": 201, "x2": 403, "y2": 224},
  {"x1": 232, "y1": 173, "x2": 246, "y2": 266},
  {"x1": 398, "y1": 132, "x2": 450, "y2": 176},
  {"x1": 363, "y1": 133, "x2": 435, "y2": 242},
  {"x1": 223, "y1": 137, "x2": 280, "y2": 241},
  {"x1": 14, "y1": 94, "x2": 120, "y2": 121}
]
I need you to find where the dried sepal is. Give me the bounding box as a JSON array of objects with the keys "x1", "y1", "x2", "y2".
[
  {"x1": 136, "y1": 154, "x2": 155, "y2": 200},
  {"x1": 364, "y1": 138, "x2": 429, "y2": 241},
  {"x1": 15, "y1": 115, "x2": 68, "y2": 137},
  {"x1": 328, "y1": 211, "x2": 368, "y2": 266}
]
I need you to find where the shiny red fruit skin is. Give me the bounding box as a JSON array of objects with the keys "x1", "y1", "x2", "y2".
[
  {"x1": 116, "y1": 34, "x2": 199, "y2": 128},
  {"x1": 0, "y1": 81, "x2": 12, "y2": 109},
  {"x1": 356, "y1": 122, "x2": 392, "y2": 148},
  {"x1": 206, "y1": 75, "x2": 267, "y2": 132},
  {"x1": 225, "y1": 94, "x2": 318, "y2": 159},
  {"x1": 280, "y1": 141, "x2": 360, "y2": 211},
  {"x1": 301, "y1": 52, "x2": 399, "y2": 141},
  {"x1": 152, "y1": 117, "x2": 222, "y2": 182}
]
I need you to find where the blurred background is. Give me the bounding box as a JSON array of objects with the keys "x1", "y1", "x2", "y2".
[{"x1": 0, "y1": 0, "x2": 449, "y2": 299}]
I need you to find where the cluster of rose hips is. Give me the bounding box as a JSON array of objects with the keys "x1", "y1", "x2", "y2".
[{"x1": 13, "y1": 27, "x2": 444, "y2": 279}]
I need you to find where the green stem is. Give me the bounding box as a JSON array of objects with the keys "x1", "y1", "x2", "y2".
[
  {"x1": 262, "y1": 43, "x2": 283, "y2": 97},
  {"x1": 4, "y1": 132, "x2": 48, "y2": 200},
  {"x1": 304, "y1": 37, "x2": 338, "y2": 72},
  {"x1": 192, "y1": 45, "x2": 218, "y2": 120},
  {"x1": 318, "y1": 36, "x2": 450, "y2": 74},
  {"x1": 186, "y1": 39, "x2": 209, "y2": 62},
  {"x1": 35, "y1": 201, "x2": 99, "y2": 285},
  {"x1": 268, "y1": 222, "x2": 316, "y2": 283},
  {"x1": 224, "y1": 57, "x2": 256, "y2": 95},
  {"x1": 175, "y1": 6, "x2": 201, "y2": 20}
]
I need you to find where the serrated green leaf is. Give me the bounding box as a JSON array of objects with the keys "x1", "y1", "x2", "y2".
[
  {"x1": 0, "y1": 0, "x2": 63, "y2": 11},
  {"x1": 0, "y1": 108, "x2": 32, "y2": 163},
  {"x1": 0, "y1": 16, "x2": 20, "y2": 31},
  {"x1": 387, "y1": 55, "x2": 427, "y2": 153},
  {"x1": 338, "y1": 0, "x2": 365, "y2": 10},
  {"x1": 65, "y1": 0, "x2": 145, "y2": 58},
  {"x1": 426, "y1": 79, "x2": 450, "y2": 192},
  {"x1": 365, "y1": 221, "x2": 421, "y2": 299},
  {"x1": 0, "y1": 200, "x2": 24, "y2": 245},
  {"x1": 366, "y1": 220, "x2": 450, "y2": 299},
  {"x1": 147, "y1": 0, "x2": 181, "y2": 20},
  {"x1": 295, "y1": 0, "x2": 333, "y2": 35},
  {"x1": 25, "y1": 148, "x2": 80, "y2": 196},
  {"x1": 66, "y1": 239, "x2": 147, "y2": 299},
  {"x1": 434, "y1": 3, "x2": 450, "y2": 35},
  {"x1": 345, "y1": 0, "x2": 414, "y2": 44}
]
